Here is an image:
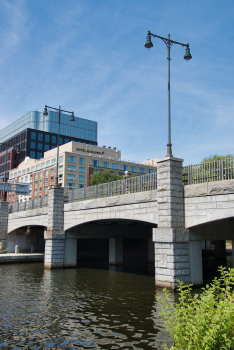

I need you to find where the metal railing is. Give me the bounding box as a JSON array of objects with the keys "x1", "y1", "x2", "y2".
[
  {"x1": 183, "y1": 157, "x2": 234, "y2": 185},
  {"x1": 64, "y1": 173, "x2": 157, "y2": 203},
  {"x1": 9, "y1": 196, "x2": 48, "y2": 213}
]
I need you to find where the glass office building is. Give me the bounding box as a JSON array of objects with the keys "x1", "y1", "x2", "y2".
[{"x1": 0, "y1": 111, "x2": 98, "y2": 163}]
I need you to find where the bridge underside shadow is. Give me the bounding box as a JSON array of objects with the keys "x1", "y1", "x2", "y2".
[
  {"x1": 7, "y1": 225, "x2": 45, "y2": 253},
  {"x1": 64, "y1": 219, "x2": 157, "y2": 268}
]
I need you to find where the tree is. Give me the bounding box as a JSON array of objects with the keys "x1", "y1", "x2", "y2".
[
  {"x1": 90, "y1": 170, "x2": 123, "y2": 185},
  {"x1": 158, "y1": 267, "x2": 234, "y2": 350},
  {"x1": 202, "y1": 154, "x2": 233, "y2": 163}
]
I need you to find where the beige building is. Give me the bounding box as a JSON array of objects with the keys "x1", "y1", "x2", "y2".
[
  {"x1": 8, "y1": 141, "x2": 156, "y2": 204},
  {"x1": 141, "y1": 158, "x2": 160, "y2": 167}
]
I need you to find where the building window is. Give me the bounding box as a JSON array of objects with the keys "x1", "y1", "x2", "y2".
[
  {"x1": 59, "y1": 137, "x2": 63, "y2": 145},
  {"x1": 31, "y1": 131, "x2": 36, "y2": 140},
  {"x1": 22, "y1": 170, "x2": 25, "y2": 175},
  {"x1": 52, "y1": 136, "x2": 56, "y2": 144},
  {"x1": 45, "y1": 177, "x2": 48, "y2": 184},
  {"x1": 35, "y1": 180, "x2": 38, "y2": 186},
  {"x1": 130, "y1": 166, "x2": 137, "y2": 172},
  {"x1": 40, "y1": 171, "x2": 43, "y2": 177},
  {"x1": 31, "y1": 142, "x2": 36, "y2": 149},
  {"x1": 45, "y1": 169, "x2": 49, "y2": 175},
  {"x1": 46, "y1": 160, "x2": 50, "y2": 167},
  {"x1": 92, "y1": 159, "x2": 99, "y2": 167},
  {"x1": 79, "y1": 166, "x2": 85, "y2": 173},
  {"x1": 112, "y1": 163, "x2": 119, "y2": 170},
  {"x1": 59, "y1": 156, "x2": 63, "y2": 163},
  {"x1": 37, "y1": 152, "x2": 42, "y2": 159},
  {"x1": 39, "y1": 179, "x2": 42, "y2": 185},
  {"x1": 41, "y1": 163, "x2": 45, "y2": 169},
  {"x1": 79, "y1": 175, "x2": 85, "y2": 182},
  {"x1": 30, "y1": 174, "x2": 32, "y2": 180},
  {"x1": 25, "y1": 176, "x2": 28, "y2": 181},
  {"x1": 93, "y1": 169, "x2": 99, "y2": 173},
  {"x1": 121, "y1": 164, "x2": 128, "y2": 171},
  {"x1": 65, "y1": 138, "x2": 69, "y2": 143},
  {"x1": 67, "y1": 165, "x2": 76, "y2": 172},
  {"x1": 67, "y1": 182, "x2": 75, "y2": 190},
  {"x1": 102, "y1": 161, "x2": 109, "y2": 168},
  {"x1": 38, "y1": 143, "x2": 43, "y2": 150},
  {"x1": 35, "y1": 173, "x2": 38, "y2": 179},
  {"x1": 39, "y1": 187, "x2": 42, "y2": 194},
  {"x1": 18, "y1": 171, "x2": 21, "y2": 176},
  {"x1": 52, "y1": 158, "x2": 56, "y2": 165},
  {"x1": 45, "y1": 144, "x2": 50, "y2": 151},
  {"x1": 10, "y1": 174, "x2": 13, "y2": 179},
  {"x1": 79, "y1": 184, "x2": 84, "y2": 189},
  {"x1": 147, "y1": 169, "x2": 153, "y2": 174},
  {"x1": 38, "y1": 133, "x2": 43, "y2": 141},
  {"x1": 45, "y1": 135, "x2": 50, "y2": 142},
  {"x1": 67, "y1": 174, "x2": 75, "y2": 181},
  {"x1": 79, "y1": 157, "x2": 85, "y2": 165},
  {"x1": 31, "y1": 166, "x2": 35, "y2": 172},
  {"x1": 68, "y1": 155, "x2": 76, "y2": 163},
  {"x1": 50, "y1": 176, "x2": 54, "y2": 182},
  {"x1": 139, "y1": 167, "x2": 145, "y2": 174},
  {"x1": 59, "y1": 165, "x2": 63, "y2": 173},
  {"x1": 36, "y1": 164, "x2": 40, "y2": 170},
  {"x1": 51, "y1": 168, "x2": 54, "y2": 174},
  {"x1": 27, "y1": 168, "x2": 30, "y2": 173},
  {"x1": 34, "y1": 189, "x2": 37, "y2": 195},
  {"x1": 45, "y1": 186, "x2": 48, "y2": 192}
]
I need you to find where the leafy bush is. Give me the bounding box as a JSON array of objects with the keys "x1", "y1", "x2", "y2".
[
  {"x1": 2, "y1": 248, "x2": 8, "y2": 254},
  {"x1": 158, "y1": 267, "x2": 234, "y2": 349}
]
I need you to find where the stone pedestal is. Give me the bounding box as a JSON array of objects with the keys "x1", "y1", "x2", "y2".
[
  {"x1": 109, "y1": 238, "x2": 123, "y2": 265},
  {"x1": 64, "y1": 238, "x2": 77, "y2": 267},
  {"x1": 153, "y1": 156, "x2": 196, "y2": 289},
  {"x1": 44, "y1": 186, "x2": 65, "y2": 268},
  {"x1": 153, "y1": 228, "x2": 190, "y2": 289},
  {"x1": 0, "y1": 201, "x2": 9, "y2": 250}
]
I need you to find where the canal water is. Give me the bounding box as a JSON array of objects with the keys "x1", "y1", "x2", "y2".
[{"x1": 0, "y1": 256, "x2": 233, "y2": 349}]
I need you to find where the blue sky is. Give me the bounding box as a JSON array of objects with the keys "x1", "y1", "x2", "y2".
[{"x1": 0, "y1": 0, "x2": 233, "y2": 166}]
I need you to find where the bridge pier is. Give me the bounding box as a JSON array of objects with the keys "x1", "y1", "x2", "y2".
[
  {"x1": 64, "y1": 238, "x2": 77, "y2": 267},
  {"x1": 44, "y1": 186, "x2": 65, "y2": 269},
  {"x1": 0, "y1": 201, "x2": 9, "y2": 251},
  {"x1": 109, "y1": 238, "x2": 123, "y2": 265},
  {"x1": 189, "y1": 240, "x2": 203, "y2": 286}
]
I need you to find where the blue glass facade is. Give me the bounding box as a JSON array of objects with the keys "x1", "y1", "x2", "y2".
[{"x1": 0, "y1": 111, "x2": 97, "y2": 144}]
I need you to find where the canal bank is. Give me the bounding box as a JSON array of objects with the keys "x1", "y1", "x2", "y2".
[{"x1": 0, "y1": 253, "x2": 44, "y2": 263}]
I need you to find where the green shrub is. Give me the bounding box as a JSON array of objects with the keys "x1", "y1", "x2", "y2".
[
  {"x1": 2, "y1": 248, "x2": 8, "y2": 254},
  {"x1": 158, "y1": 267, "x2": 234, "y2": 350}
]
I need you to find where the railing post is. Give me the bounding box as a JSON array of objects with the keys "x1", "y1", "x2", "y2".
[
  {"x1": 17, "y1": 202, "x2": 19, "y2": 212},
  {"x1": 122, "y1": 179, "x2": 126, "y2": 194},
  {"x1": 71, "y1": 190, "x2": 74, "y2": 203},
  {"x1": 188, "y1": 165, "x2": 192, "y2": 185},
  {"x1": 40, "y1": 197, "x2": 42, "y2": 208},
  {"x1": 95, "y1": 185, "x2": 98, "y2": 199},
  {"x1": 83, "y1": 187, "x2": 86, "y2": 200},
  {"x1": 139, "y1": 176, "x2": 142, "y2": 192},
  {"x1": 219, "y1": 159, "x2": 223, "y2": 181},
  {"x1": 32, "y1": 199, "x2": 34, "y2": 210},
  {"x1": 24, "y1": 201, "x2": 26, "y2": 211},
  {"x1": 108, "y1": 182, "x2": 111, "y2": 197}
]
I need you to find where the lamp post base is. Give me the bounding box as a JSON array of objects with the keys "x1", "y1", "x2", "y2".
[{"x1": 166, "y1": 143, "x2": 172, "y2": 157}]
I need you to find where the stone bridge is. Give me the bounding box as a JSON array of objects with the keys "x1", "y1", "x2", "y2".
[{"x1": 1, "y1": 156, "x2": 234, "y2": 289}]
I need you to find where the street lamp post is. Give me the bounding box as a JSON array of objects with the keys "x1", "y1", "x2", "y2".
[
  {"x1": 43, "y1": 105, "x2": 75, "y2": 186},
  {"x1": 145, "y1": 31, "x2": 192, "y2": 156}
]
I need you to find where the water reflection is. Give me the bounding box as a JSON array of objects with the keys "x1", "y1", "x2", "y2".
[
  {"x1": 0, "y1": 255, "x2": 230, "y2": 349},
  {"x1": 0, "y1": 262, "x2": 171, "y2": 349}
]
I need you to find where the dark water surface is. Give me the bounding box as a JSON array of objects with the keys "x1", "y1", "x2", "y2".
[
  {"x1": 0, "y1": 261, "x2": 171, "y2": 350},
  {"x1": 0, "y1": 256, "x2": 232, "y2": 350}
]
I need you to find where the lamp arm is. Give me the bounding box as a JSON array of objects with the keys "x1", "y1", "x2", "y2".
[{"x1": 149, "y1": 31, "x2": 189, "y2": 48}]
